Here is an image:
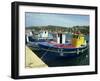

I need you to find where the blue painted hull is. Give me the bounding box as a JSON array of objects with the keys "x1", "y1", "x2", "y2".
[{"x1": 38, "y1": 43, "x2": 89, "y2": 58}]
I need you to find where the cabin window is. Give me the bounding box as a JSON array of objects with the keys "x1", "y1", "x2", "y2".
[
  {"x1": 73, "y1": 35, "x2": 78, "y2": 38},
  {"x1": 73, "y1": 35, "x2": 75, "y2": 38}
]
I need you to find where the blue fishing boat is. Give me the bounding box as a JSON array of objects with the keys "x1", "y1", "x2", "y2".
[
  {"x1": 26, "y1": 31, "x2": 89, "y2": 58},
  {"x1": 42, "y1": 31, "x2": 88, "y2": 57}
]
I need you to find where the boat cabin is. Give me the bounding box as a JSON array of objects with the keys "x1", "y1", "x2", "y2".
[
  {"x1": 38, "y1": 31, "x2": 49, "y2": 39},
  {"x1": 57, "y1": 33, "x2": 66, "y2": 44},
  {"x1": 71, "y1": 34, "x2": 86, "y2": 47}
]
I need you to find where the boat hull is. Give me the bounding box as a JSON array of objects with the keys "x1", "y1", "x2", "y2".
[{"x1": 38, "y1": 43, "x2": 89, "y2": 58}]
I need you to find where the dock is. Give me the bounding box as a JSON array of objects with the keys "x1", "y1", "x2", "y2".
[{"x1": 25, "y1": 46, "x2": 48, "y2": 68}]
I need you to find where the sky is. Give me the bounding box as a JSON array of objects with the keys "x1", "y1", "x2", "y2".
[{"x1": 25, "y1": 12, "x2": 89, "y2": 27}]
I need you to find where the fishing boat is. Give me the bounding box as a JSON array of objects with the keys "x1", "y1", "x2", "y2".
[
  {"x1": 38, "y1": 32, "x2": 89, "y2": 57},
  {"x1": 25, "y1": 30, "x2": 53, "y2": 48},
  {"x1": 26, "y1": 31, "x2": 89, "y2": 58}
]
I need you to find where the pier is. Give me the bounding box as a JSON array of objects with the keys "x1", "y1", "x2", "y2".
[{"x1": 25, "y1": 46, "x2": 48, "y2": 68}]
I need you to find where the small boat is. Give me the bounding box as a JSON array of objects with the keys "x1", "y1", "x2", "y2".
[{"x1": 25, "y1": 31, "x2": 53, "y2": 49}]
